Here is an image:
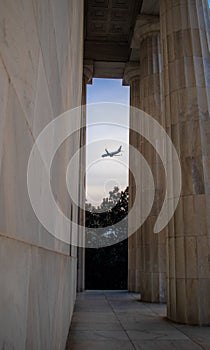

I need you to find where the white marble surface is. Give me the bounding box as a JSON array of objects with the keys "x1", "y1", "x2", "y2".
[
  {"x1": 67, "y1": 0, "x2": 84, "y2": 110},
  {"x1": 51, "y1": 0, "x2": 70, "y2": 107},
  {"x1": 0, "y1": 83, "x2": 35, "y2": 240},
  {"x1": 0, "y1": 235, "x2": 76, "y2": 350},
  {"x1": 0, "y1": 236, "x2": 30, "y2": 350},
  {"x1": 0, "y1": 0, "x2": 84, "y2": 250},
  {"x1": 0, "y1": 0, "x2": 40, "y2": 127},
  {"x1": 32, "y1": 52, "x2": 54, "y2": 138},
  {"x1": 0, "y1": 0, "x2": 84, "y2": 348},
  {"x1": 160, "y1": 0, "x2": 210, "y2": 325},
  {"x1": 0, "y1": 58, "x2": 9, "y2": 176},
  {"x1": 32, "y1": 0, "x2": 62, "y2": 117}
]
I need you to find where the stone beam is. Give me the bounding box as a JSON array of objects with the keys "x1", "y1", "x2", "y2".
[
  {"x1": 94, "y1": 61, "x2": 126, "y2": 79},
  {"x1": 83, "y1": 60, "x2": 94, "y2": 84}
]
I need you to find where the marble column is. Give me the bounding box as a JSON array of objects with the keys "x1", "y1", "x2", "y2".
[
  {"x1": 123, "y1": 62, "x2": 141, "y2": 292},
  {"x1": 77, "y1": 63, "x2": 93, "y2": 292},
  {"x1": 160, "y1": 0, "x2": 210, "y2": 324},
  {"x1": 134, "y1": 16, "x2": 167, "y2": 303}
]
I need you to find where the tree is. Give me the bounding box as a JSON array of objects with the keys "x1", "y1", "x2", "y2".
[
  {"x1": 85, "y1": 186, "x2": 129, "y2": 247},
  {"x1": 85, "y1": 186, "x2": 129, "y2": 290}
]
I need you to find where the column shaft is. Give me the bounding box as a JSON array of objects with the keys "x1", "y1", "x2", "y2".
[
  {"x1": 160, "y1": 0, "x2": 210, "y2": 325},
  {"x1": 124, "y1": 64, "x2": 141, "y2": 292},
  {"x1": 129, "y1": 78, "x2": 141, "y2": 292},
  {"x1": 139, "y1": 32, "x2": 167, "y2": 303}
]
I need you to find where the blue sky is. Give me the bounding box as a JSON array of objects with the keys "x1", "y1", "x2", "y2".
[
  {"x1": 87, "y1": 79, "x2": 130, "y2": 105},
  {"x1": 86, "y1": 79, "x2": 130, "y2": 206}
]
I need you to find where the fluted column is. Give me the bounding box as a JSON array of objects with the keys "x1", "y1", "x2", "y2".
[
  {"x1": 160, "y1": 0, "x2": 210, "y2": 324},
  {"x1": 124, "y1": 62, "x2": 141, "y2": 292},
  {"x1": 134, "y1": 16, "x2": 167, "y2": 303},
  {"x1": 77, "y1": 62, "x2": 93, "y2": 292}
]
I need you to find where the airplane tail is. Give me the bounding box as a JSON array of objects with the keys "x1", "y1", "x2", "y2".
[{"x1": 118, "y1": 146, "x2": 122, "y2": 152}]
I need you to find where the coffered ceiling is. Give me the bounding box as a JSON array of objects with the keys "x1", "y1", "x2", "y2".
[
  {"x1": 84, "y1": 0, "x2": 143, "y2": 62},
  {"x1": 84, "y1": 0, "x2": 160, "y2": 78}
]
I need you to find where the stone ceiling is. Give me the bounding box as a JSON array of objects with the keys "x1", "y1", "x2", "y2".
[
  {"x1": 84, "y1": 0, "x2": 160, "y2": 78},
  {"x1": 84, "y1": 0, "x2": 143, "y2": 62}
]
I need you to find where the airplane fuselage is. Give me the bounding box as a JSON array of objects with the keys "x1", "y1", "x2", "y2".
[{"x1": 101, "y1": 146, "x2": 122, "y2": 158}]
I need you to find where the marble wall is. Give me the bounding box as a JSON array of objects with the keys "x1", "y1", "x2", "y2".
[{"x1": 0, "y1": 0, "x2": 84, "y2": 348}]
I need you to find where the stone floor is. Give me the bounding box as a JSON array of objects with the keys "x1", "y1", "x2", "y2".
[{"x1": 66, "y1": 291, "x2": 210, "y2": 350}]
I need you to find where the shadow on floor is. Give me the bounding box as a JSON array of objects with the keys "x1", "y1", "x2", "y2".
[{"x1": 66, "y1": 291, "x2": 210, "y2": 350}]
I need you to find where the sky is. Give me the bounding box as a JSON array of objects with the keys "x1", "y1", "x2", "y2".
[{"x1": 86, "y1": 79, "x2": 130, "y2": 206}]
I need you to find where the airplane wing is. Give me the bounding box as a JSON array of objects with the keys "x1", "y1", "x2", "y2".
[{"x1": 105, "y1": 149, "x2": 109, "y2": 155}]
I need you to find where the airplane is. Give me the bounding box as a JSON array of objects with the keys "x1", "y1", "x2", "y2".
[{"x1": 101, "y1": 146, "x2": 123, "y2": 158}]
